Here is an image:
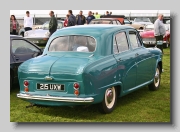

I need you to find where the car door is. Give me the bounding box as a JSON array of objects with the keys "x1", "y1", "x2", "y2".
[
  {"x1": 113, "y1": 31, "x2": 137, "y2": 91},
  {"x1": 11, "y1": 38, "x2": 42, "y2": 76},
  {"x1": 127, "y1": 30, "x2": 154, "y2": 86}
]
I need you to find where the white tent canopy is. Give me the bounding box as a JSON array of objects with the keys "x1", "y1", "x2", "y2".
[{"x1": 10, "y1": 10, "x2": 170, "y2": 16}]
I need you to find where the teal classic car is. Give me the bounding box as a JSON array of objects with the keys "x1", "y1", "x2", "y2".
[{"x1": 17, "y1": 25, "x2": 163, "y2": 114}]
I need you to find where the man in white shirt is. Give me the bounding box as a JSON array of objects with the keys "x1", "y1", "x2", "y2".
[
  {"x1": 24, "y1": 11, "x2": 33, "y2": 31},
  {"x1": 154, "y1": 14, "x2": 166, "y2": 53}
]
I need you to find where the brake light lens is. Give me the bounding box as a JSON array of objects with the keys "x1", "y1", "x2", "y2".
[
  {"x1": 73, "y1": 82, "x2": 80, "y2": 96},
  {"x1": 24, "y1": 80, "x2": 29, "y2": 87},
  {"x1": 73, "y1": 83, "x2": 79, "y2": 89}
]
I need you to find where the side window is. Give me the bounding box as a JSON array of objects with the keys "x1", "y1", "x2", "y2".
[
  {"x1": 116, "y1": 20, "x2": 121, "y2": 25},
  {"x1": 114, "y1": 32, "x2": 129, "y2": 53},
  {"x1": 12, "y1": 39, "x2": 40, "y2": 54},
  {"x1": 128, "y1": 31, "x2": 142, "y2": 49},
  {"x1": 113, "y1": 21, "x2": 117, "y2": 25}
]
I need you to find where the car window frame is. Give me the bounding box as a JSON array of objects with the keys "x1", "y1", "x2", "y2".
[
  {"x1": 116, "y1": 20, "x2": 121, "y2": 25},
  {"x1": 47, "y1": 35, "x2": 97, "y2": 53},
  {"x1": 113, "y1": 30, "x2": 130, "y2": 55},
  {"x1": 127, "y1": 29, "x2": 143, "y2": 50},
  {"x1": 124, "y1": 18, "x2": 131, "y2": 24}
]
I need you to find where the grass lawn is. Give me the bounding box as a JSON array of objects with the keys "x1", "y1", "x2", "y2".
[{"x1": 10, "y1": 48, "x2": 170, "y2": 122}]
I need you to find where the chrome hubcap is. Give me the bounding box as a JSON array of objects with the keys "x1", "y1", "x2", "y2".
[
  {"x1": 154, "y1": 68, "x2": 160, "y2": 87},
  {"x1": 105, "y1": 87, "x2": 115, "y2": 109},
  {"x1": 106, "y1": 89, "x2": 113, "y2": 104}
]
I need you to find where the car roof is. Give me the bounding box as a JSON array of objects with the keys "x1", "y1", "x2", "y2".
[
  {"x1": 10, "y1": 35, "x2": 23, "y2": 39},
  {"x1": 52, "y1": 24, "x2": 135, "y2": 38},
  {"x1": 44, "y1": 20, "x2": 64, "y2": 23},
  {"x1": 92, "y1": 18, "x2": 120, "y2": 20},
  {"x1": 100, "y1": 15, "x2": 125, "y2": 18}
]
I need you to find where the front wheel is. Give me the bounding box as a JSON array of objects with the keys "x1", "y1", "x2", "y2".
[
  {"x1": 99, "y1": 87, "x2": 117, "y2": 114},
  {"x1": 148, "y1": 65, "x2": 161, "y2": 91}
]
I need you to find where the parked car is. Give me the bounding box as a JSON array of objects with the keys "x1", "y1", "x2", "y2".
[
  {"x1": 24, "y1": 20, "x2": 64, "y2": 45},
  {"x1": 100, "y1": 15, "x2": 144, "y2": 30},
  {"x1": 139, "y1": 24, "x2": 170, "y2": 48},
  {"x1": 124, "y1": 18, "x2": 145, "y2": 30},
  {"x1": 10, "y1": 35, "x2": 44, "y2": 90},
  {"x1": 89, "y1": 18, "x2": 122, "y2": 25},
  {"x1": 17, "y1": 25, "x2": 163, "y2": 114},
  {"x1": 133, "y1": 17, "x2": 153, "y2": 26}
]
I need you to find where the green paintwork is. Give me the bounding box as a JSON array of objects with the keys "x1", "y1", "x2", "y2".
[{"x1": 17, "y1": 25, "x2": 163, "y2": 106}]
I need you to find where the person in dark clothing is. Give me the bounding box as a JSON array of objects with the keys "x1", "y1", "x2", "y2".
[
  {"x1": 154, "y1": 14, "x2": 166, "y2": 53},
  {"x1": 86, "y1": 11, "x2": 95, "y2": 24},
  {"x1": 106, "y1": 11, "x2": 110, "y2": 16},
  {"x1": 49, "y1": 11, "x2": 57, "y2": 36},
  {"x1": 76, "y1": 10, "x2": 86, "y2": 25},
  {"x1": 67, "y1": 10, "x2": 76, "y2": 26}
]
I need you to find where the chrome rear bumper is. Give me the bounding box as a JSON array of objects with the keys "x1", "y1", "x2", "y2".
[{"x1": 17, "y1": 93, "x2": 94, "y2": 103}]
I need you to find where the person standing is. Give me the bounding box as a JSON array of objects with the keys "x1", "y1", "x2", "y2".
[
  {"x1": 76, "y1": 10, "x2": 86, "y2": 25},
  {"x1": 10, "y1": 15, "x2": 19, "y2": 35},
  {"x1": 86, "y1": 11, "x2": 95, "y2": 24},
  {"x1": 24, "y1": 11, "x2": 33, "y2": 31},
  {"x1": 49, "y1": 11, "x2": 58, "y2": 36},
  {"x1": 67, "y1": 10, "x2": 76, "y2": 27},
  {"x1": 154, "y1": 14, "x2": 166, "y2": 53},
  {"x1": 64, "y1": 14, "x2": 69, "y2": 27},
  {"x1": 94, "y1": 12, "x2": 100, "y2": 19},
  {"x1": 106, "y1": 11, "x2": 110, "y2": 16}
]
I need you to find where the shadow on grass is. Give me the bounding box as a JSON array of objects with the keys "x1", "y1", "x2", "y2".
[{"x1": 26, "y1": 86, "x2": 154, "y2": 121}]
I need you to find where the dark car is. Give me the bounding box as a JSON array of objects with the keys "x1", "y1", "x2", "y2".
[
  {"x1": 10, "y1": 35, "x2": 44, "y2": 89},
  {"x1": 89, "y1": 18, "x2": 122, "y2": 25}
]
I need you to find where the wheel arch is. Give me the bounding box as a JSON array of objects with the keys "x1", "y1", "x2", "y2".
[{"x1": 157, "y1": 61, "x2": 162, "y2": 73}]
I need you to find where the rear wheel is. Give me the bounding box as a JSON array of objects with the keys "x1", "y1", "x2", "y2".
[
  {"x1": 148, "y1": 65, "x2": 161, "y2": 91},
  {"x1": 99, "y1": 87, "x2": 117, "y2": 114}
]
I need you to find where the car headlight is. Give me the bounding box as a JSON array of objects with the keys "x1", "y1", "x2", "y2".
[
  {"x1": 24, "y1": 32, "x2": 28, "y2": 37},
  {"x1": 44, "y1": 31, "x2": 50, "y2": 37}
]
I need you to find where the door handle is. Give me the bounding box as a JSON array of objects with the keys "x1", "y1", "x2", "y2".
[
  {"x1": 135, "y1": 53, "x2": 139, "y2": 57},
  {"x1": 117, "y1": 58, "x2": 122, "y2": 62},
  {"x1": 14, "y1": 56, "x2": 19, "y2": 61}
]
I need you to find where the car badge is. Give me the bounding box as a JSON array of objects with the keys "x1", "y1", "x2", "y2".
[{"x1": 44, "y1": 76, "x2": 53, "y2": 80}]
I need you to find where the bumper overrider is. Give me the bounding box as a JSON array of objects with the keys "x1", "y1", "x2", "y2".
[{"x1": 17, "y1": 93, "x2": 94, "y2": 103}]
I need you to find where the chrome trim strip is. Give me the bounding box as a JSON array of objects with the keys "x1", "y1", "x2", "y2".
[{"x1": 17, "y1": 93, "x2": 94, "y2": 103}]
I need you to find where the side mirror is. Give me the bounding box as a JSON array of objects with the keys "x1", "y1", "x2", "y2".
[{"x1": 130, "y1": 22, "x2": 132, "y2": 24}]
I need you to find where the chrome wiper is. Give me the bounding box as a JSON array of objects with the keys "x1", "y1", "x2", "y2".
[{"x1": 89, "y1": 54, "x2": 94, "y2": 57}]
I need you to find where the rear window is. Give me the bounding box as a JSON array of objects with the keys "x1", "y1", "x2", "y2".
[{"x1": 48, "y1": 35, "x2": 96, "y2": 52}]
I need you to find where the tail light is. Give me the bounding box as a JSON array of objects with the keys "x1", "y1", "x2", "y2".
[
  {"x1": 73, "y1": 82, "x2": 80, "y2": 96},
  {"x1": 74, "y1": 83, "x2": 79, "y2": 89},
  {"x1": 24, "y1": 80, "x2": 29, "y2": 87},
  {"x1": 24, "y1": 80, "x2": 29, "y2": 92}
]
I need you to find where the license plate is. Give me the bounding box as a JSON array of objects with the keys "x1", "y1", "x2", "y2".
[{"x1": 37, "y1": 83, "x2": 65, "y2": 91}]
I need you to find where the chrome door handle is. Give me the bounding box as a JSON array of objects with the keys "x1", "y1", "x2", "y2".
[
  {"x1": 117, "y1": 58, "x2": 122, "y2": 62},
  {"x1": 135, "y1": 53, "x2": 139, "y2": 56}
]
